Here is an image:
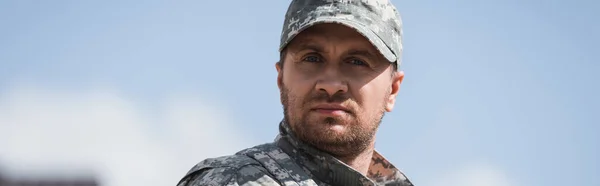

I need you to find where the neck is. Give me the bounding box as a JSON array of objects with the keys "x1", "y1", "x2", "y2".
[{"x1": 335, "y1": 140, "x2": 376, "y2": 175}]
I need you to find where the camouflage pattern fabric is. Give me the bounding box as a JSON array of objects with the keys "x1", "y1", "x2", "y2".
[{"x1": 176, "y1": 121, "x2": 414, "y2": 186}]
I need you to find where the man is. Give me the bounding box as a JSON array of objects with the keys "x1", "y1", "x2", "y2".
[{"x1": 177, "y1": 0, "x2": 413, "y2": 185}]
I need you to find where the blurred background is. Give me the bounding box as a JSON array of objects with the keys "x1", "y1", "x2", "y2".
[{"x1": 0, "y1": 0, "x2": 598, "y2": 186}]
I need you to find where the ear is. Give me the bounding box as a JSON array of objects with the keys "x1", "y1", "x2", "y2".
[
  {"x1": 276, "y1": 61, "x2": 283, "y2": 90},
  {"x1": 276, "y1": 62, "x2": 285, "y2": 105},
  {"x1": 385, "y1": 70, "x2": 404, "y2": 112}
]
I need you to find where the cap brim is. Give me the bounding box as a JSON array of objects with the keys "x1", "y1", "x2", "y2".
[{"x1": 279, "y1": 17, "x2": 397, "y2": 63}]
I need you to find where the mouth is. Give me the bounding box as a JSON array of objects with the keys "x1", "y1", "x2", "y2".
[{"x1": 310, "y1": 104, "x2": 351, "y2": 116}]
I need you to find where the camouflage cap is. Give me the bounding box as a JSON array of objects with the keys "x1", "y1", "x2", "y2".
[{"x1": 279, "y1": 0, "x2": 404, "y2": 64}]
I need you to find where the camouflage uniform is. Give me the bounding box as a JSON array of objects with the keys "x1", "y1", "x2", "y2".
[
  {"x1": 177, "y1": 0, "x2": 411, "y2": 185},
  {"x1": 177, "y1": 121, "x2": 413, "y2": 186}
]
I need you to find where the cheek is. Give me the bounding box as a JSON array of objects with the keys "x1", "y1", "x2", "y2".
[
  {"x1": 283, "y1": 71, "x2": 315, "y2": 100},
  {"x1": 283, "y1": 79, "x2": 314, "y2": 110},
  {"x1": 352, "y1": 83, "x2": 388, "y2": 112}
]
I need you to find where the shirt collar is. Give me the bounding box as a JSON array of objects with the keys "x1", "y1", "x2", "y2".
[{"x1": 274, "y1": 120, "x2": 413, "y2": 186}]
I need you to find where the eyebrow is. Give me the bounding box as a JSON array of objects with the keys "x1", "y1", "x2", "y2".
[
  {"x1": 295, "y1": 41, "x2": 326, "y2": 54},
  {"x1": 291, "y1": 38, "x2": 379, "y2": 60},
  {"x1": 345, "y1": 49, "x2": 377, "y2": 60}
]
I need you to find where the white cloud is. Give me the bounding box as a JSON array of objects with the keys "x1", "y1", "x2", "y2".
[
  {"x1": 427, "y1": 162, "x2": 517, "y2": 186},
  {"x1": 0, "y1": 83, "x2": 253, "y2": 186},
  {"x1": 0, "y1": 83, "x2": 522, "y2": 186}
]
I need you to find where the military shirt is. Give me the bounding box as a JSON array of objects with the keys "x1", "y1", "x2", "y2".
[{"x1": 177, "y1": 121, "x2": 414, "y2": 186}]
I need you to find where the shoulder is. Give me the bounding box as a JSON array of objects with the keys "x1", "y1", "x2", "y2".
[{"x1": 177, "y1": 144, "x2": 284, "y2": 186}]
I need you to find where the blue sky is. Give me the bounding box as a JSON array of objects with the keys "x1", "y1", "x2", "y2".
[{"x1": 0, "y1": 0, "x2": 598, "y2": 186}]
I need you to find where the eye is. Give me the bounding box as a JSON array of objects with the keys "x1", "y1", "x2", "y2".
[
  {"x1": 303, "y1": 55, "x2": 322, "y2": 63},
  {"x1": 348, "y1": 58, "x2": 368, "y2": 66}
]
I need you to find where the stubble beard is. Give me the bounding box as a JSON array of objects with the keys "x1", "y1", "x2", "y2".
[{"x1": 280, "y1": 85, "x2": 388, "y2": 158}]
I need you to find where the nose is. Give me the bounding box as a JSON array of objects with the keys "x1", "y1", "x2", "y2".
[{"x1": 314, "y1": 68, "x2": 348, "y2": 97}]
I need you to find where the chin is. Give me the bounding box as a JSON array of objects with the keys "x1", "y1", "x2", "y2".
[{"x1": 309, "y1": 118, "x2": 352, "y2": 134}]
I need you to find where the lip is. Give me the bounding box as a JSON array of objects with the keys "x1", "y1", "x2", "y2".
[{"x1": 311, "y1": 104, "x2": 351, "y2": 115}]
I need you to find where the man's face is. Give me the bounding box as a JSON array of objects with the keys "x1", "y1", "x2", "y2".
[{"x1": 276, "y1": 23, "x2": 404, "y2": 157}]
